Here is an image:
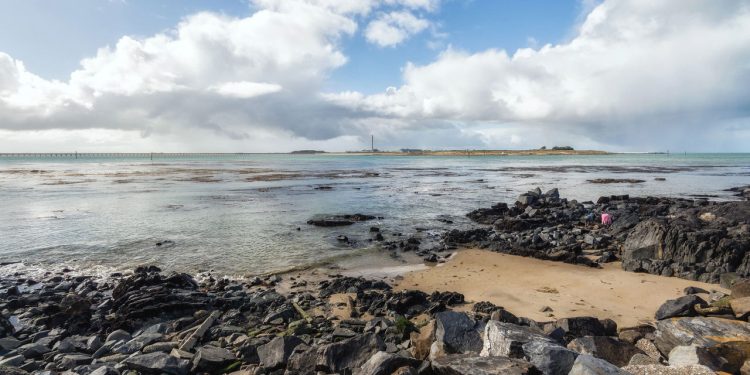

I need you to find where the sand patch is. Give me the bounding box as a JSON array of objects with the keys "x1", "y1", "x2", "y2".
[{"x1": 394, "y1": 249, "x2": 725, "y2": 327}]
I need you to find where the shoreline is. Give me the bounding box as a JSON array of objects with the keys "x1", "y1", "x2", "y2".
[
  {"x1": 393, "y1": 248, "x2": 725, "y2": 327},
  {"x1": 1, "y1": 185, "x2": 749, "y2": 373}
]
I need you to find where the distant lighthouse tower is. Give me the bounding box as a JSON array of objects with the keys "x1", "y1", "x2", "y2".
[{"x1": 371, "y1": 135, "x2": 374, "y2": 152}]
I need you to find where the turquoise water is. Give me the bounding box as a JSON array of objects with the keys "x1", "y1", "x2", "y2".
[{"x1": 0, "y1": 153, "x2": 748, "y2": 275}]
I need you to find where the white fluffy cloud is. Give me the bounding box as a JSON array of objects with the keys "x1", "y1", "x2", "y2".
[
  {"x1": 365, "y1": 11, "x2": 430, "y2": 47},
  {"x1": 336, "y1": 0, "x2": 750, "y2": 150},
  {"x1": 1, "y1": 0, "x2": 749, "y2": 152}
]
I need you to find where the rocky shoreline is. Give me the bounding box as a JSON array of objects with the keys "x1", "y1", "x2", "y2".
[
  {"x1": 4, "y1": 259, "x2": 750, "y2": 374},
  {"x1": 1, "y1": 186, "x2": 750, "y2": 375},
  {"x1": 441, "y1": 185, "x2": 750, "y2": 284}
]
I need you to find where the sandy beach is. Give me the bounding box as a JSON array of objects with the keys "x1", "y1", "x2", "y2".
[{"x1": 394, "y1": 248, "x2": 725, "y2": 327}]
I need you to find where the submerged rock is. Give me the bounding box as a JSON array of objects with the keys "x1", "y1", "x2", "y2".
[{"x1": 307, "y1": 214, "x2": 377, "y2": 227}]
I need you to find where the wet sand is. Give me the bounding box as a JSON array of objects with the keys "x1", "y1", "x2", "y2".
[{"x1": 393, "y1": 249, "x2": 725, "y2": 327}]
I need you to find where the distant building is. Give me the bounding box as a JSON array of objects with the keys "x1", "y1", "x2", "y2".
[
  {"x1": 400, "y1": 148, "x2": 424, "y2": 153},
  {"x1": 552, "y1": 146, "x2": 574, "y2": 150}
]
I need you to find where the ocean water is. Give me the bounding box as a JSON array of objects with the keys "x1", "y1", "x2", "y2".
[{"x1": 0, "y1": 153, "x2": 748, "y2": 276}]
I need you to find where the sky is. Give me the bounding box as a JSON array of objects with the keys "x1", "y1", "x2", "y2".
[{"x1": 0, "y1": 0, "x2": 748, "y2": 152}]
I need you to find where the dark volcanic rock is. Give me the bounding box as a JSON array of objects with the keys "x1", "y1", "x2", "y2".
[
  {"x1": 555, "y1": 317, "x2": 614, "y2": 342},
  {"x1": 317, "y1": 333, "x2": 385, "y2": 374},
  {"x1": 192, "y1": 345, "x2": 236, "y2": 372},
  {"x1": 654, "y1": 295, "x2": 708, "y2": 320},
  {"x1": 307, "y1": 214, "x2": 377, "y2": 227},
  {"x1": 123, "y1": 352, "x2": 190, "y2": 375},
  {"x1": 258, "y1": 336, "x2": 304, "y2": 370},
  {"x1": 567, "y1": 336, "x2": 645, "y2": 367},
  {"x1": 356, "y1": 351, "x2": 421, "y2": 375},
  {"x1": 434, "y1": 311, "x2": 484, "y2": 354}
]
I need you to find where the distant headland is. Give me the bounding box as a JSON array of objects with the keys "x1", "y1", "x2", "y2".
[{"x1": 295, "y1": 146, "x2": 610, "y2": 156}]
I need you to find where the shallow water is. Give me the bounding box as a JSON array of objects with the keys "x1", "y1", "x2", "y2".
[{"x1": 0, "y1": 153, "x2": 748, "y2": 275}]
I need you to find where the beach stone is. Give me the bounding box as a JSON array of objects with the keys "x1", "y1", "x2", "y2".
[
  {"x1": 730, "y1": 296, "x2": 750, "y2": 318},
  {"x1": 567, "y1": 336, "x2": 645, "y2": 367},
  {"x1": 122, "y1": 352, "x2": 189, "y2": 375},
  {"x1": 434, "y1": 311, "x2": 484, "y2": 354},
  {"x1": 732, "y1": 279, "x2": 750, "y2": 298},
  {"x1": 628, "y1": 353, "x2": 661, "y2": 366},
  {"x1": 618, "y1": 330, "x2": 644, "y2": 345},
  {"x1": 59, "y1": 354, "x2": 92, "y2": 369},
  {"x1": 683, "y1": 286, "x2": 709, "y2": 295},
  {"x1": 431, "y1": 354, "x2": 536, "y2": 375},
  {"x1": 89, "y1": 366, "x2": 119, "y2": 375},
  {"x1": 257, "y1": 336, "x2": 303, "y2": 370},
  {"x1": 354, "y1": 351, "x2": 421, "y2": 375},
  {"x1": 521, "y1": 339, "x2": 578, "y2": 375},
  {"x1": 0, "y1": 365, "x2": 28, "y2": 375},
  {"x1": 567, "y1": 354, "x2": 630, "y2": 375},
  {"x1": 667, "y1": 345, "x2": 722, "y2": 370},
  {"x1": 0, "y1": 337, "x2": 21, "y2": 351},
  {"x1": 480, "y1": 321, "x2": 554, "y2": 357},
  {"x1": 316, "y1": 333, "x2": 384, "y2": 374},
  {"x1": 193, "y1": 345, "x2": 236, "y2": 372},
  {"x1": 516, "y1": 194, "x2": 536, "y2": 206},
  {"x1": 105, "y1": 329, "x2": 131, "y2": 343},
  {"x1": 142, "y1": 341, "x2": 177, "y2": 353},
  {"x1": 554, "y1": 317, "x2": 612, "y2": 341},
  {"x1": 17, "y1": 342, "x2": 50, "y2": 359},
  {"x1": 722, "y1": 273, "x2": 740, "y2": 289},
  {"x1": 654, "y1": 295, "x2": 707, "y2": 320},
  {"x1": 0, "y1": 355, "x2": 25, "y2": 367},
  {"x1": 622, "y1": 364, "x2": 714, "y2": 375},
  {"x1": 409, "y1": 319, "x2": 435, "y2": 360},
  {"x1": 635, "y1": 338, "x2": 664, "y2": 362},
  {"x1": 654, "y1": 317, "x2": 750, "y2": 354},
  {"x1": 285, "y1": 347, "x2": 318, "y2": 374}
]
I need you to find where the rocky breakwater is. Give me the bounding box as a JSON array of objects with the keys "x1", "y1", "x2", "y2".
[
  {"x1": 4, "y1": 265, "x2": 750, "y2": 374},
  {"x1": 451, "y1": 186, "x2": 750, "y2": 283}
]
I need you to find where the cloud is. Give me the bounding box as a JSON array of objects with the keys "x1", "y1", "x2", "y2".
[
  {"x1": 365, "y1": 11, "x2": 430, "y2": 47},
  {"x1": 335, "y1": 0, "x2": 750, "y2": 150},
  {"x1": 210, "y1": 81, "x2": 282, "y2": 98},
  {"x1": 0, "y1": 0, "x2": 749, "y2": 152}
]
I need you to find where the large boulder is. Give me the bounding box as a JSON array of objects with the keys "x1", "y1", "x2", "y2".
[
  {"x1": 410, "y1": 319, "x2": 435, "y2": 360},
  {"x1": 667, "y1": 345, "x2": 723, "y2": 370},
  {"x1": 192, "y1": 345, "x2": 236, "y2": 372},
  {"x1": 521, "y1": 339, "x2": 578, "y2": 375},
  {"x1": 654, "y1": 317, "x2": 750, "y2": 372},
  {"x1": 481, "y1": 321, "x2": 577, "y2": 375},
  {"x1": 431, "y1": 354, "x2": 536, "y2": 375},
  {"x1": 554, "y1": 317, "x2": 614, "y2": 342},
  {"x1": 654, "y1": 295, "x2": 707, "y2": 320},
  {"x1": 622, "y1": 219, "x2": 666, "y2": 261},
  {"x1": 730, "y1": 296, "x2": 750, "y2": 318},
  {"x1": 567, "y1": 336, "x2": 645, "y2": 367},
  {"x1": 317, "y1": 333, "x2": 384, "y2": 374},
  {"x1": 568, "y1": 354, "x2": 630, "y2": 375},
  {"x1": 434, "y1": 311, "x2": 484, "y2": 354},
  {"x1": 480, "y1": 321, "x2": 555, "y2": 357},
  {"x1": 257, "y1": 336, "x2": 304, "y2": 371},
  {"x1": 732, "y1": 279, "x2": 750, "y2": 298},
  {"x1": 354, "y1": 351, "x2": 421, "y2": 375}
]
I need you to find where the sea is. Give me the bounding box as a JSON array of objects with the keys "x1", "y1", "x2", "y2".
[{"x1": 1, "y1": 153, "x2": 748, "y2": 277}]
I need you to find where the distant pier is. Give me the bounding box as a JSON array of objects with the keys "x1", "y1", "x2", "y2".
[{"x1": 0, "y1": 153, "x2": 255, "y2": 159}]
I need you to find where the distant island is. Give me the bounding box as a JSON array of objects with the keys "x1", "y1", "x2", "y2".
[
  {"x1": 290, "y1": 150, "x2": 326, "y2": 154},
  {"x1": 324, "y1": 148, "x2": 609, "y2": 156}
]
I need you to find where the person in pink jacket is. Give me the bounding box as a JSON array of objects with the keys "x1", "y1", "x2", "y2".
[{"x1": 601, "y1": 212, "x2": 613, "y2": 225}]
